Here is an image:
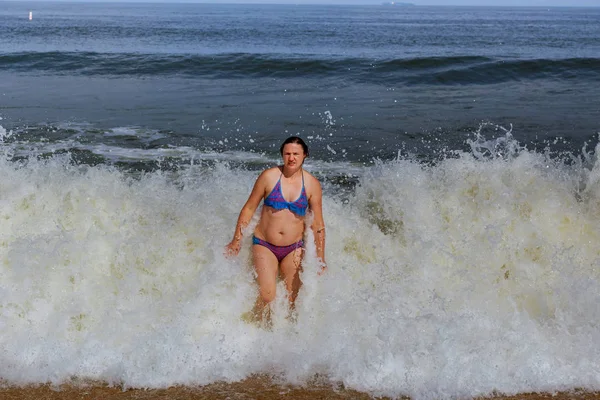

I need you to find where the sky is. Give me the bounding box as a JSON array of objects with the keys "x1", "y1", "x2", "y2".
[
  {"x1": 170, "y1": 0, "x2": 600, "y2": 4},
  {"x1": 191, "y1": 0, "x2": 599, "y2": 5},
  {"x1": 8, "y1": 0, "x2": 600, "y2": 6}
]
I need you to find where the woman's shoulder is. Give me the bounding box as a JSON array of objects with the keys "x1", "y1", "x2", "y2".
[
  {"x1": 302, "y1": 169, "x2": 322, "y2": 191},
  {"x1": 257, "y1": 166, "x2": 282, "y2": 183}
]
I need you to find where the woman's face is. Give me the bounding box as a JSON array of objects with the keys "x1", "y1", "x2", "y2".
[{"x1": 281, "y1": 143, "x2": 306, "y2": 169}]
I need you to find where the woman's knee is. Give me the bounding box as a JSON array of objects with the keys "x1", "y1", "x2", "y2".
[{"x1": 259, "y1": 285, "x2": 276, "y2": 303}]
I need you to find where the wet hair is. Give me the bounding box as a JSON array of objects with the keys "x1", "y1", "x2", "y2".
[{"x1": 280, "y1": 136, "x2": 309, "y2": 157}]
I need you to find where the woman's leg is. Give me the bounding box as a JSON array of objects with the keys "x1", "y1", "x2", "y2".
[
  {"x1": 251, "y1": 244, "x2": 279, "y2": 323},
  {"x1": 279, "y1": 247, "x2": 304, "y2": 309}
]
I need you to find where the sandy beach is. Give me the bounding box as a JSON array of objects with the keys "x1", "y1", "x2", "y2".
[{"x1": 1, "y1": 377, "x2": 599, "y2": 400}]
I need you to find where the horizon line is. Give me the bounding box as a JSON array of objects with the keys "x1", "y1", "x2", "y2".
[{"x1": 7, "y1": 0, "x2": 599, "y2": 6}]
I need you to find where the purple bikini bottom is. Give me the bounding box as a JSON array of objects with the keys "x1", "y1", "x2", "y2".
[{"x1": 252, "y1": 236, "x2": 304, "y2": 262}]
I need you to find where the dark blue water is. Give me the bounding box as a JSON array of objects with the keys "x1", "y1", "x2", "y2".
[{"x1": 1, "y1": 2, "x2": 600, "y2": 165}]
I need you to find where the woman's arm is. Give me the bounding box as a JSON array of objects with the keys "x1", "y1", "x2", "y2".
[
  {"x1": 225, "y1": 171, "x2": 269, "y2": 257},
  {"x1": 308, "y1": 177, "x2": 326, "y2": 274}
]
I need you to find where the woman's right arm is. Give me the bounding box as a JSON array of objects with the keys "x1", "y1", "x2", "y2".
[{"x1": 225, "y1": 171, "x2": 269, "y2": 257}]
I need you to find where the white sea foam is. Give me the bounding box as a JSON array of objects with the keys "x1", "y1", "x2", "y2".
[
  {"x1": 0, "y1": 136, "x2": 599, "y2": 399},
  {"x1": 0, "y1": 124, "x2": 13, "y2": 142}
]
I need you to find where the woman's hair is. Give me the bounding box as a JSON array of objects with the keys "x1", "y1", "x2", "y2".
[{"x1": 280, "y1": 136, "x2": 309, "y2": 157}]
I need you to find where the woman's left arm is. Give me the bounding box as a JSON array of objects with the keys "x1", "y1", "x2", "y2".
[{"x1": 308, "y1": 177, "x2": 327, "y2": 274}]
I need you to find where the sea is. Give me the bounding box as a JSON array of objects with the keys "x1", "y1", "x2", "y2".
[{"x1": 1, "y1": 2, "x2": 600, "y2": 399}]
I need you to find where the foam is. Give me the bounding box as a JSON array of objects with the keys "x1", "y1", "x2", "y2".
[{"x1": 0, "y1": 136, "x2": 599, "y2": 399}]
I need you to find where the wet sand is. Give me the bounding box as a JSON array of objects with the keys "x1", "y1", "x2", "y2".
[{"x1": 1, "y1": 376, "x2": 599, "y2": 400}]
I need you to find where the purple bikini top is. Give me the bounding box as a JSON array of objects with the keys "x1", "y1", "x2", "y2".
[{"x1": 263, "y1": 172, "x2": 308, "y2": 217}]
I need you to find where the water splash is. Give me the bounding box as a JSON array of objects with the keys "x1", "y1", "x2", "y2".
[{"x1": 0, "y1": 132, "x2": 599, "y2": 399}]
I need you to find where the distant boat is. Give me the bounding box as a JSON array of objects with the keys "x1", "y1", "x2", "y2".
[
  {"x1": 382, "y1": 2, "x2": 415, "y2": 5},
  {"x1": 29, "y1": 11, "x2": 32, "y2": 20}
]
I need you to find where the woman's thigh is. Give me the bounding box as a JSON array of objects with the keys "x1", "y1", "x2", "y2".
[
  {"x1": 252, "y1": 244, "x2": 279, "y2": 299},
  {"x1": 279, "y1": 248, "x2": 303, "y2": 292}
]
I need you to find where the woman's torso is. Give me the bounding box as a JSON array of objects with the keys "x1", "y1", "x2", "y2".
[{"x1": 254, "y1": 168, "x2": 308, "y2": 246}]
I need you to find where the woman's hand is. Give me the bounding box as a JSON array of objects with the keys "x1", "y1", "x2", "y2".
[
  {"x1": 317, "y1": 260, "x2": 327, "y2": 276},
  {"x1": 224, "y1": 238, "x2": 242, "y2": 258}
]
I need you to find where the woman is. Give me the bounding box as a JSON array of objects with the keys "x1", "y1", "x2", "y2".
[{"x1": 225, "y1": 136, "x2": 326, "y2": 323}]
